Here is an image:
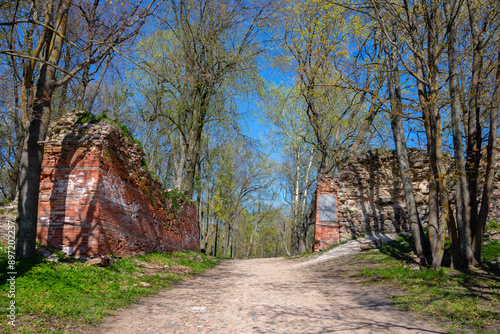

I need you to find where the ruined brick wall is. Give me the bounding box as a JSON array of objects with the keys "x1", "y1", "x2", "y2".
[
  {"x1": 329, "y1": 148, "x2": 500, "y2": 242},
  {"x1": 37, "y1": 109, "x2": 199, "y2": 256},
  {"x1": 313, "y1": 177, "x2": 339, "y2": 252}
]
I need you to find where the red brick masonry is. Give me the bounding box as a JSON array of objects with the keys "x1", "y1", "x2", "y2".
[
  {"x1": 313, "y1": 177, "x2": 339, "y2": 252},
  {"x1": 37, "y1": 110, "x2": 199, "y2": 256}
]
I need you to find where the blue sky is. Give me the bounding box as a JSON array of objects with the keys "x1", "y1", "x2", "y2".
[{"x1": 239, "y1": 64, "x2": 295, "y2": 149}]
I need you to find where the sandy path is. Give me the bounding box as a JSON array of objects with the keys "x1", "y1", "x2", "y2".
[{"x1": 93, "y1": 257, "x2": 443, "y2": 334}]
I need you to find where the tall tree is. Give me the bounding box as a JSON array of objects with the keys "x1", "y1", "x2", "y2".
[
  {"x1": 133, "y1": 0, "x2": 273, "y2": 198},
  {"x1": 275, "y1": 0, "x2": 380, "y2": 252},
  {"x1": 262, "y1": 86, "x2": 317, "y2": 254},
  {"x1": 369, "y1": 0, "x2": 499, "y2": 269},
  {"x1": 380, "y1": 28, "x2": 427, "y2": 262},
  {"x1": 0, "y1": 0, "x2": 159, "y2": 258}
]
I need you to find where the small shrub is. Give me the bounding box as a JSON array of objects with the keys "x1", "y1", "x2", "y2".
[
  {"x1": 75, "y1": 112, "x2": 142, "y2": 148},
  {"x1": 163, "y1": 188, "x2": 187, "y2": 211}
]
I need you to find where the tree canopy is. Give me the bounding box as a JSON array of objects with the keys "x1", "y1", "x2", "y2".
[{"x1": 0, "y1": 0, "x2": 499, "y2": 266}]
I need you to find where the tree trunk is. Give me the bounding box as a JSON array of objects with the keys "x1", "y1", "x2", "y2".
[
  {"x1": 16, "y1": 66, "x2": 54, "y2": 258},
  {"x1": 75, "y1": 65, "x2": 90, "y2": 110},
  {"x1": 444, "y1": 0, "x2": 475, "y2": 268},
  {"x1": 403, "y1": 0, "x2": 454, "y2": 270},
  {"x1": 383, "y1": 37, "x2": 426, "y2": 261},
  {"x1": 6, "y1": 71, "x2": 23, "y2": 201},
  {"x1": 474, "y1": 49, "x2": 500, "y2": 259},
  {"x1": 290, "y1": 150, "x2": 301, "y2": 255},
  {"x1": 348, "y1": 74, "x2": 383, "y2": 162},
  {"x1": 299, "y1": 148, "x2": 314, "y2": 253},
  {"x1": 465, "y1": 0, "x2": 485, "y2": 244},
  {"x1": 213, "y1": 220, "x2": 219, "y2": 258},
  {"x1": 225, "y1": 224, "x2": 232, "y2": 258},
  {"x1": 348, "y1": 98, "x2": 380, "y2": 161},
  {"x1": 301, "y1": 195, "x2": 315, "y2": 253},
  {"x1": 172, "y1": 132, "x2": 186, "y2": 190},
  {"x1": 246, "y1": 221, "x2": 259, "y2": 258},
  {"x1": 57, "y1": 44, "x2": 72, "y2": 117},
  {"x1": 181, "y1": 121, "x2": 203, "y2": 198},
  {"x1": 15, "y1": 0, "x2": 71, "y2": 258}
]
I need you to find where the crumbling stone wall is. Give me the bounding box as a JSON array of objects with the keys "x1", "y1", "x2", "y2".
[
  {"x1": 328, "y1": 148, "x2": 500, "y2": 242},
  {"x1": 36, "y1": 109, "x2": 199, "y2": 256}
]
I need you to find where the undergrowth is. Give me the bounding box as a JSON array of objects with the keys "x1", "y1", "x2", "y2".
[
  {"x1": 486, "y1": 218, "x2": 500, "y2": 231},
  {"x1": 163, "y1": 188, "x2": 188, "y2": 211},
  {"x1": 356, "y1": 235, "x2": 500, "y2": 333},
  {"x1": 0, "y1": 242, "x2": 218, "y2": 333}
]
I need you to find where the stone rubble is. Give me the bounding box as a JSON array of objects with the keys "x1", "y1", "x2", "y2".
[{"x1": 332, "y1": 148, "x2": 500, "y2": 241}]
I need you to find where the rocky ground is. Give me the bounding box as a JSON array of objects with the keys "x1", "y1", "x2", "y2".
[{"x1": 92, "y1": 236, "x2": 444, "y2": 334}]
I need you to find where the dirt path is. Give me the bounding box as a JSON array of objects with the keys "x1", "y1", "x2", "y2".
[{"x1": 93, "y1": 257, "x2": 443, "y2": 334}]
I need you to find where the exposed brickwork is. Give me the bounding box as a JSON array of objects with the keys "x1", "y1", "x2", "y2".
[
  {"x1": 313, "y1": 177, "x2": 339, "y2": 252},
  {"x1": 37, "y1": 109, "x2": 199, "y2": 256}
]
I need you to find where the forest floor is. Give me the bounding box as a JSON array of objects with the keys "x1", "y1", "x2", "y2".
[{"x1": 92, "y1": 250, "x2": 445, "y2": 334}]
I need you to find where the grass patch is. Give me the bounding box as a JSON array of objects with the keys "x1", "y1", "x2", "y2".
[
  {"x1": 355, "y1": 235, "x2": 500, "y2": 333},
  {"x1": 482, "y1": 241, "x2": 500, "y2": 261},
  {"x1": 0, "y1": 242, "x2": 219, "y2": 333},
  {"x1": 486, "y1": 218, "x2": 499, "y2": 231}
]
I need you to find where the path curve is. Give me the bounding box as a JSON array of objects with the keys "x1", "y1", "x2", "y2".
[
  {"x1": 93, "y1": 257, "x2": 443, "y2": 334},
  {"x1": 299, "y1": 232, "x2": 400, "y2": 267}
]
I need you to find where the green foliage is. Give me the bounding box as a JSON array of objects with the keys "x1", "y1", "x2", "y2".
[
  {"x1": 75, "y1": 111, "x2": 144, "y2": 149},
  {"x1": 486, "y1": 218, "x2": 500, "y2": 231},
  {"x1": 482, "y1": 241, "x2": 500, "y2": 261},
  {"x1": 0, "y1": 242, "x2": 218, "y2": 333},
  {"x1": 163, "y1": 188, "x2": 188, "y2": 211}
]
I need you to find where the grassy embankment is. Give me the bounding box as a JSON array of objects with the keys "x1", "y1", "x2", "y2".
[
  {"x1": 350, "y1": 228, "x2": 500, "y2": 333},
  {"x1": 0, "y1": 243, "x2": 219, "y2": 334}
]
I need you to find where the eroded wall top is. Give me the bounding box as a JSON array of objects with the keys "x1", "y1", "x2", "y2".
[{"x1": 37, "y1": 109, "x2": 199, "y2": 256}]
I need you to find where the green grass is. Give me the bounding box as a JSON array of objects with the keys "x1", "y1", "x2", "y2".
[
  {"x1": 486, "y1": 218, "x2": 500, "y2": 231},
  {"x1": 356, "y1": 235, "x2": 500, "y2": 333},
  {"x1": 482, "y1": 241, "x2": 500, "y2": 261},
  {"x1": 0, "y1": 242, "x2": 219, "y2": 333}
]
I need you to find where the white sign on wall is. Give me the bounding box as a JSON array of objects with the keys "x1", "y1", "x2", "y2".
[{"x1": 318, "y1": 194, "x2": 337, "y2": 222}]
